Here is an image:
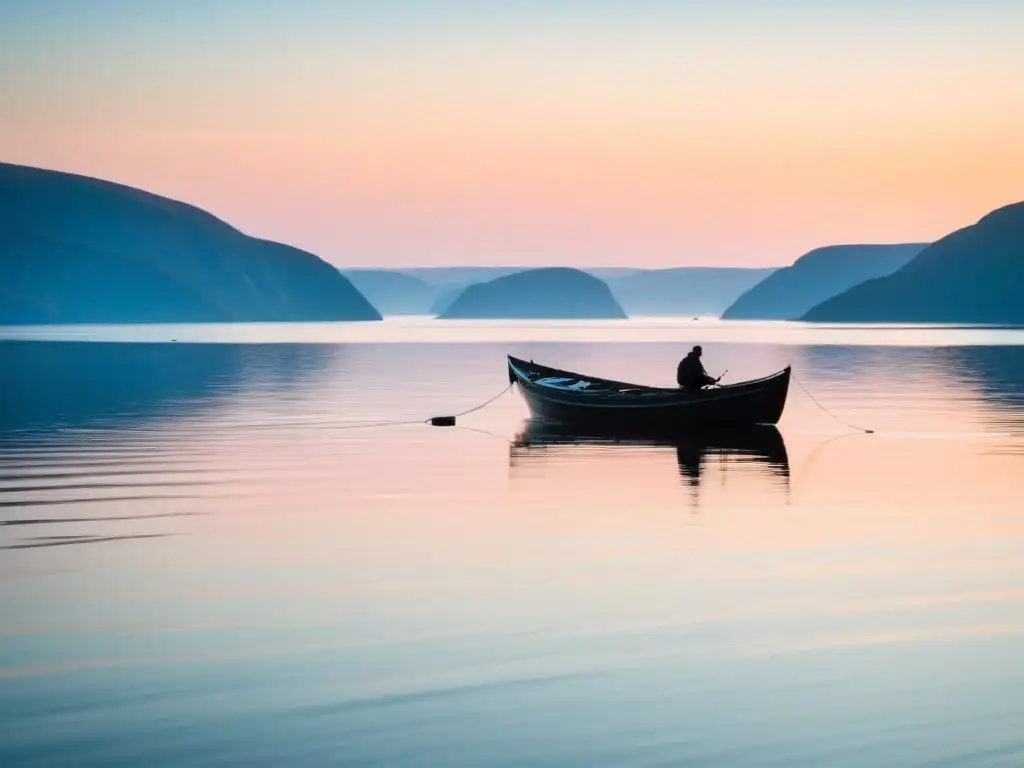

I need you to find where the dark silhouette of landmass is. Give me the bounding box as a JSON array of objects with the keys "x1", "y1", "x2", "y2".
[
  {"x1": 350, "y1": 268, "x2": 525, "y2": 316},
  {"x1": 341, "y1": 269, "x2": 436, "y2": 315},
  {"x1": 802, "y1": 203, "x2": 1024, "y2": 323},
  {"x1": 0, "y1": 163, "x2": 381, "y2": 323},
  {"x1": 358, "y1": 267, "x2": 646, "y2": 317},
  {"x1": 357, "y1": 266, "x2": 772, "y2": 317},
  {"x1": 345, "y1": 265, "x2": 777, "y2": 318},
  {"x1": 429, "y1": 284, "x2": 465, "y2": 316},
  {"x1": 721, "y1": 244, "x2": 926, "y2": 320},
  {"x1": 438, "y1": 268, "x2": 627, "y2": 319},
  {"x1": 401, "y1": 266, "x2": 642, "y2": 285},
  {"x1": 606, "y1": 267, "x2": 777, "y2": 317},
  {"x1": 401, "y1": 267, "x2": 527, "y2": 286}
]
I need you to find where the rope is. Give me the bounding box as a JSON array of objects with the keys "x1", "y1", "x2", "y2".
[
  {"x1": 321, "y1": 382, "x2": 516, "y2": 432},
  {"x1": 791, "y1": 371, "x2": 874, "y2": 434},
  {"x1": 442, "y1": 383, "x2": 514, "y2": 420}
]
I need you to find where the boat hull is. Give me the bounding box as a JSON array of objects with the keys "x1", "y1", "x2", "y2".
[{"x1": 507, "y1": 355, "x2": 790, "y2": 431}]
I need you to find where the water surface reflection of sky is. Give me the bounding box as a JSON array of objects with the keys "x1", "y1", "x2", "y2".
[{"x1": 2, "y1": 327, "x2": 1023, "y2": 765}]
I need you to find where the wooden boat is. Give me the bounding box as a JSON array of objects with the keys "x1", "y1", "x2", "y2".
[{"x1": 507, "y1": 355, "x2": 790, "y2": 431}]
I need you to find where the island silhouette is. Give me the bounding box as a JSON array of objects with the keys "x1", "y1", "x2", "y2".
[
  {"x1": 438, "y1": 267, "x2": 628, "y2": 319},
  {"x1": 721, "y1": 243, "x2": 926, "y2": 320},
  {"x1": 803, "y1": 202, "x2": 1024, "y2": 324},
  {"x1": 5, "y1": 162, "x2": 1020, "y2": 326},
  {"x1": 349, "y1": 266, "x2": 777, "y2": 318},
  {"x1": 0, "y1": 163, "x2": 381, "y2": 324}
]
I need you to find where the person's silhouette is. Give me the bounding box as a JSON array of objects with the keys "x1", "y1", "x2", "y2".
[{"x1": 676, "y1": 345, "x2": 719, "y2": 391}]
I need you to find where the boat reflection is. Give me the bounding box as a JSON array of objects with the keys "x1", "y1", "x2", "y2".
[{"x1": 510, "y1": 420, "x2": 790, "y2": 496}]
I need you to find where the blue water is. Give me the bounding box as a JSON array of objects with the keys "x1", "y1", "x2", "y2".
[{"x1": 2, "y1": 322, "x2": 1024, "y2": 766}]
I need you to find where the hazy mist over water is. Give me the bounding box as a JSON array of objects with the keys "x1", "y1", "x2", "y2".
[{"x1": 2, "y1": 320, "x2": 1024, "y2": 766}]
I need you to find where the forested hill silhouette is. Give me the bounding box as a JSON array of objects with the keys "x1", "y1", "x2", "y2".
[
  {"x1": 722, "y1": 243, "x2": 926, "y2": 320},
  {"x1": 438, "y1": 268, "x2": 627, "y2": 319},
  {"x1": 0, "y1": 163, "x2": 380, "y2": 324},
  {"x1": 803, "y1": 203, "x2": 1024, "y2": 323}
]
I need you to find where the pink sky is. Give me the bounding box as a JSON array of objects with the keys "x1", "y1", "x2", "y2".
[{"x1": 3, "y1": 2, "x2": 1022, "y2": 267}]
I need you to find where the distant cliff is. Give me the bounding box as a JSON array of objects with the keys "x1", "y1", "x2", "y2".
[
  {"x1": 606, "y1": 267, "x2": 777, "y2": 317},
  {"x1": 721, "y1": 244, "x2": 926, "y2": 320},
  {"x1": 438, "y1": 268, "x2": 627, "y2": 319},
  {"x1": 0, "y1": 163, "x2": 381, "y2": 324},
  {"x1": 803, "y1": 203, "x2": 1024, "y2": 323},
  {"x1": 341, "y1": 269, "x2": 436, "y2": 315}
]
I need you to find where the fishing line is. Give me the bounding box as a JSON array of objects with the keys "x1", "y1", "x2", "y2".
[{"x1": 791, "y1": 372, "x2": 874, "y2": 434}]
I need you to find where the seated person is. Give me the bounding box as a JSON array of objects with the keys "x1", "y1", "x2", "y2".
[{"x1": 676, "y1": 345, "x2": 718, "y2": 391}]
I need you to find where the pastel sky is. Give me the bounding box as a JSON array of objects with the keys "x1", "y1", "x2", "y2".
[{"x1": 2, "y1": 0, "x2": 1023, "y2": 268}]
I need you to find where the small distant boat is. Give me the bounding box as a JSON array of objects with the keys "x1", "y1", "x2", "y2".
[{"x1": 507, "y1": 355, "x2": 790, "y2": 431}]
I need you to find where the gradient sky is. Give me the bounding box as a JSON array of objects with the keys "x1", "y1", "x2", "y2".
[{"x1": 2, "y1": 0, "x2": 1022, "y2": 267}]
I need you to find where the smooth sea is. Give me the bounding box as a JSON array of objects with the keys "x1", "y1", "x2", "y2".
[{"x1": 3, "y1": 318, "x2": 1024, "y2": 766}]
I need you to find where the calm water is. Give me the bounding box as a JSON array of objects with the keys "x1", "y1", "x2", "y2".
[{"x1": 2, "y1": 320, "x2": 1024, "y2": 766}]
